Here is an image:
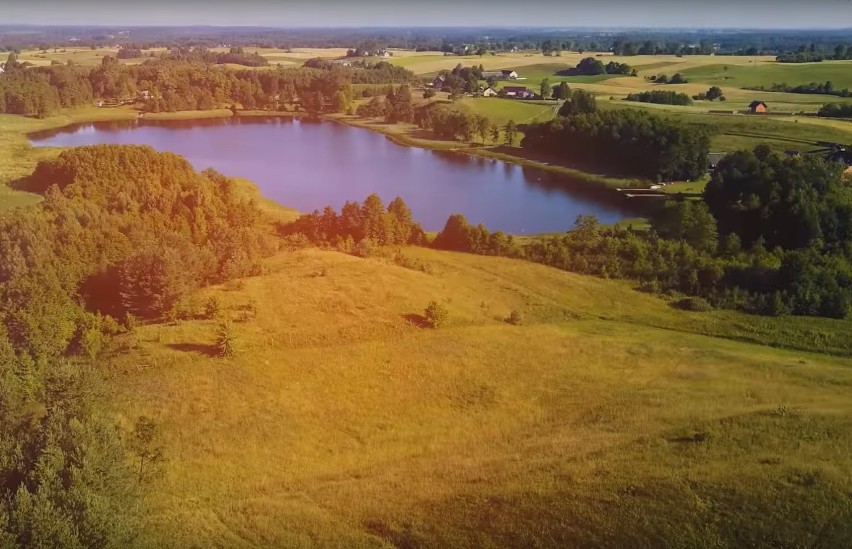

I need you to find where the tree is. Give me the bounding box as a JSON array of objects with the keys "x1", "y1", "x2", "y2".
[
  {"x1": 490, "y1": 123, "x2": 501, "y2": 143},
  {"x1": 334, "y1": 90, "x2": 350, "y2": 113},
  {"x1": 540, "y1": 78, "x2": 552, "y2": 100},
  {"x1": 215, "y1": 319, "x2": 238, "y2": 357},
  {"x1": 131, "y1": 416, "x2": 164, "y2": 484},
  {"x1": 424, "y1": 300, "x2": 448, "y2": 328},
  {"x1": 300, "y1": 91, "x2": 324, "y2": 116},
  {"x1": 575, "y1": 57, "x2": 605, "y2": 75},
  {"x1": 504, "y1": 120, "x2": 518, "y2": 146},
  {"x1": 557, "y1": 89, "x2": 597, "y2": 116},
  {"x1": 553, "y1": 81, "x2": 570, "y2": 100},
  {"x1": 4, "y1": 51, "x2": 20, "y2": 71},
  {"x1": 475, "y1": 115, "x2": 491, "y2": 144},
  {"x1": 651, "y1": 200, "x2": 718, "y2": 253},
  {"x1": 705, "y1": 86, "x2": 723, "y2": 100},
  {"x1": 422, "y1": 88, "x2": 436, "y2": 99}
]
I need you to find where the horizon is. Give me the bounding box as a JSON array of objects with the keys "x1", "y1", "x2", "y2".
[{"x1": 4, "y1": 0, "x2": 852, "y2": 29}]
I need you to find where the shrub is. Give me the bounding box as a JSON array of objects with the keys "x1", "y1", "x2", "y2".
[
  {"x1": 506, "y1": 309, "x2": 523, "y2": 325},
  {"x1": 101, "y1": 315, "x2": 123, "y2": 336},
  {"x1": 81, "y1": 327, "x2": 104, "y2": 360},
  {"x1": 215, "y1": 320, "x2": 238, "y2": 357},
  {"x1": 424, "y1": 301, "x2": 448, "y2": 328},
  {"x1": 354, "y1": 238, "x2": 375, "y2": 258},
  {"x1": 675, "y1": 296, "x2": 714, "y2": 312},
  {"x1": 124, "y1": 312, "x2": 138, "y2": 332},
  {"x1": 205, "y1": 296, "x2": 221, "y2": 319}
]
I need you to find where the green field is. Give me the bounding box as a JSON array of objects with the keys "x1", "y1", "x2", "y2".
[
  {"x1": 599, "y1": 100, "x2": 852, "y2": 152},
  {"x1": 456, "y1": 97, "x2": 557, "y2": 125},
  {"x1": 102, "y1": 246, "x2": 852, "y2": 548},
  {"x1": 680, "y1": 60, "x2": 852, "y2": 91}
]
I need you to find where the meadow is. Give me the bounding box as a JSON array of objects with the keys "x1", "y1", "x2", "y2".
[
  {"x1": 103, "y1": 246, "x2": 852, "y2": 548},
  {"x1": 4, "y1": 47, "x2": 852, "y2": 548}
]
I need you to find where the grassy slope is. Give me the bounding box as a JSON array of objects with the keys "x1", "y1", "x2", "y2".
[
  {"x1": 106, "y1": 247, "x2": 852, "y2": 548},
  {"x1": 680, "y1": 60, "x2": 852, "y2": 91}
]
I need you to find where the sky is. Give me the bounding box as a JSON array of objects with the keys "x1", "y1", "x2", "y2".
[{"x1": 4, "y1": 0, "x2": 852, "y2": 29}]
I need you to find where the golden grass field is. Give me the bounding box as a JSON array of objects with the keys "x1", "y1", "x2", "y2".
[
  {"x1": 4, "y1": 49, "x2": 852, "y2": 546},
  {"x1": 101, "y1": 246, "x2": 852, "y2": 548}
]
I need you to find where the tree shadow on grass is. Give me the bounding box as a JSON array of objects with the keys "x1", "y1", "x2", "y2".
[
  {"x1": 402, "y1": 313, "x2": 432, "y2": 329},
  {"x1": 167, "y1": 343, "x2": 218, "y2": 357}
]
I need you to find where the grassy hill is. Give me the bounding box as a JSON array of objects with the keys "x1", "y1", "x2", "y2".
[{"x1": 104, "y1": 246, "x2": 852, "y2": 548}]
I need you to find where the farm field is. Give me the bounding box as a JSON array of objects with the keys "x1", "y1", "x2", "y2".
[
  {"x1": 679, "y1": 60, "x2": 852, "y2": 91},
  {"x1": 104, "y1": 246, "x2": 852, "y2": 548}
]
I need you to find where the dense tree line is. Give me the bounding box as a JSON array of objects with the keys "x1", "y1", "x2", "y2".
[
  {"x1": 776, "y1": 52, "x2": 827, "y2": 63},
  {"x1": 116, "y1": 47, "x2": 145, "y2": 59},
  {"x1": 1, "y1": 144, "x2": 274, "y2": 546},
  {"x1": 569, "y1": 57, "x2": 635, "y2": 76},
  {"x1": 163, "y1": 46, "x2": 269, "y2": 67},
  {"x1": 625, "y1": 90, "x2": 693, "y2": 105},
  {"x1": 412, "y1": 103, "x2": 511, "y2": 144},
  {"x1": 818, "y1": 103, "x2": 852, "y2": 118},
  {"x1": 521, "y1": 108, "x2": 710, "y2": 181},
  {"x1": 430, "y1": 149, "x2": 852, "y2": 318},
  {"x1": 302, "y1": 58, "x2": 414, "y2": 85},
  {"x1": 704, "y1": 146, "x2": 852, "y2": 252},
  {"x1": 746, "y1": 81, "x2": 850, "y2": 98},
  {"x1": 0, "y1": 52, "x2": 414, "y2": 117},
  {"x1": 278, "y1": 194, "x2": 426, "y2": 250},
  {"x1": 431, "y1": 214, "x2": 520, "y2": 256},
  {"x1": 0, "y1": 55, "x2": 94, "y2": 117},
  {"x1": 648, "y1": 73, "x2": 687, "y2": 84}
]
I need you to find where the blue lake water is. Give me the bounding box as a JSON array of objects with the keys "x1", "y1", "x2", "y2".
[{"x1": 30, "y1": 117, "x2": 636, "y2": 233}]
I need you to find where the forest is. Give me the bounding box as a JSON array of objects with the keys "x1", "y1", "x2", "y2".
[
  {"x1": 0, "y1": 145, "x2": 275, "y2": 546},
  {"x1": 0, "y1": 52, "x2": 415, "y2": 117},
  {"x1": 520, "y1": 107, "x2": 710, "y2": 181}
]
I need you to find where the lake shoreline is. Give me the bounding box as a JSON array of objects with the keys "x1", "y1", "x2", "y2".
[
  {"x1": 8, "y1": 106, "x2": 651, "y2": 227},
  {"x1": 323, "y1": 113, "x2": 652, "y2": 192},
  {"x1": 22, "y1": 105, "x2": 651, "y2": 194}
]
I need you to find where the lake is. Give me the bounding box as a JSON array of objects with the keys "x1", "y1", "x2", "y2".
[{"x1": 30, "y1": 117, "x2": 637, "y2": 233}]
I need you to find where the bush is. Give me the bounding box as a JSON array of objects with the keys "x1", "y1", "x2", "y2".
[
  {"x1": 424, "y1": 301, "x2": 448, "y2": 328},
  {"x1": 353, "y1": 238, "x2": 376, "y2": 258},
  {"x1": 675, "y1": 296, "x2": 714, "y2": 312},
  {"x1": 205, "y1": 296, "x2": 221, "y2": 319},
  {"x1": 124, "y1": 312, "x2": 138, "y2": 332},
  {"x1": 506, "y1": 309, "x2": 523, "y2": 325}
]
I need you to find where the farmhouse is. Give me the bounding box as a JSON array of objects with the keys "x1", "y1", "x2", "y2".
[
  {"x1": 501, "y1": 69, "x2": 519, "y2": 79},
  {"x1": 503, "y1": 86, "x2": 535, "y2": 99},
  {"x1": 431, "y1": 75, "x2": 446, "y2": 88},
  {"x1": 482, "y1": 87, "x2": 498, "y2": 97},
  {"x1": 749, "y1": 101, "x2": 768, "y2": 113}
]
